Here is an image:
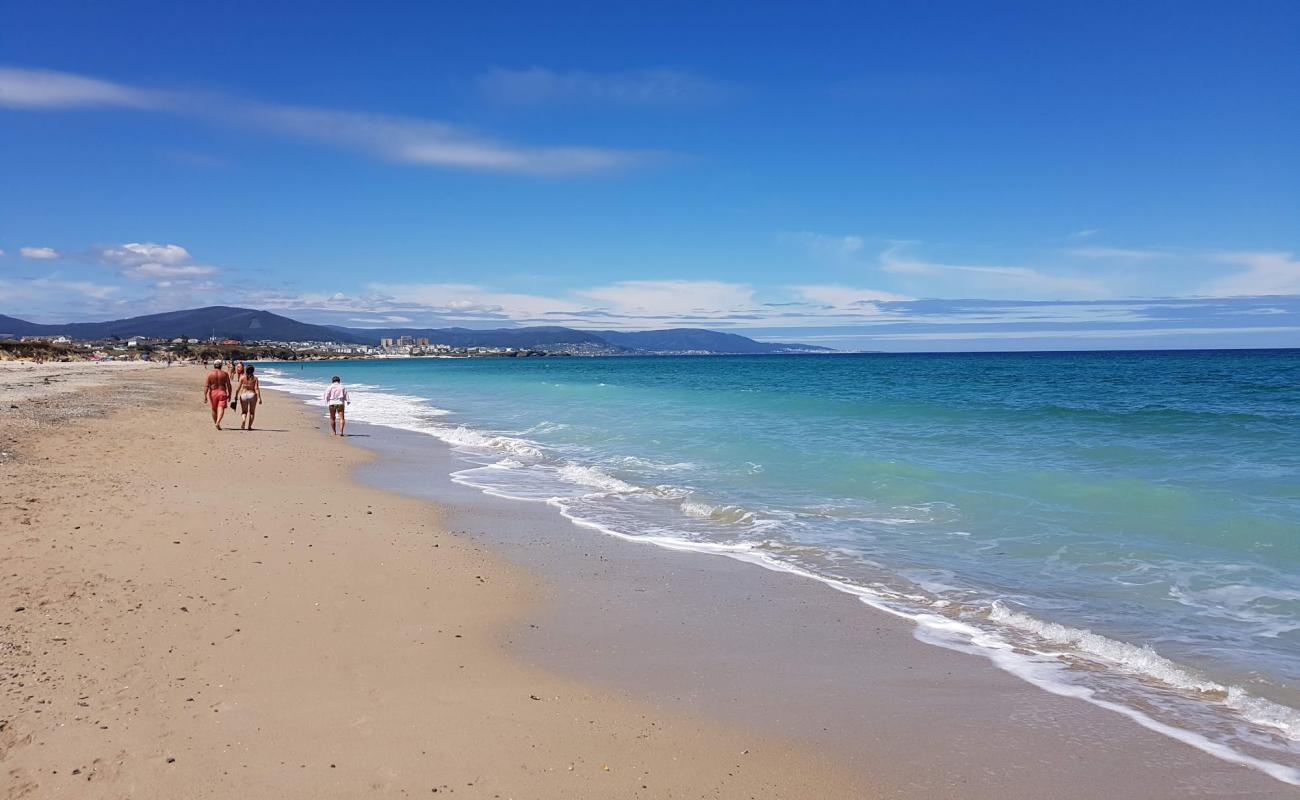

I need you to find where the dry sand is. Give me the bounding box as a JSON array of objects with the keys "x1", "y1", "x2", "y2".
[
  {"x1": 0, "y1": 361, "x2": 160, "y2": 406},
  {"x1": 1, "y1": 366, "x2": 867, "y2": 798}
]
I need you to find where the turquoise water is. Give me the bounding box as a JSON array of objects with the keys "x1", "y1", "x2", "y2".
[{"x1": 264, "y1": 350, "x2": 1300, "y2": 780}]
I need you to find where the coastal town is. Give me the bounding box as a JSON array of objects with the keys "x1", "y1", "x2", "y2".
[{"x1": 0, "y1": 331, "x2": 605, "y2": 362}]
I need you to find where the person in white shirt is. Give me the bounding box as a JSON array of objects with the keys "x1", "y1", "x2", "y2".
[{"x1": 322, "y1": 375, "x2": 350, "y2": 436}]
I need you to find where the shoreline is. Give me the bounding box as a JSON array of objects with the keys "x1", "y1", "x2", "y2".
[
  {"x1": 258, "y1": 361, "x2": 1300, "y2": 792},
  {"x1": 308, "y1": 401, "x2": 1298, "y2": 796},
  {"x1": 1, "y1": 366, "x2": 867, "y2": 798},
  {"x1": 3, "y1": 362, "x2": 1295, "y2": 798}
]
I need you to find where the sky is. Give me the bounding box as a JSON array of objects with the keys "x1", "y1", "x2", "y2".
[{"x1": 1, "y1": 0, "x2": 1298, "y2": 351}]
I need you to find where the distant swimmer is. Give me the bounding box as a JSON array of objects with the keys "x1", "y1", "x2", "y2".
[
  {"x1": 322, "y1": 375, "x2": 350, "y2": 436},
  {"x1": 204, "y1": 360, "x2": 233, "y2": 430},
  {"x1": 238, "y1": 364, "x2": 263, "y2": 430},
  {"x1": 228, "y1": 361, "x2": 240, "y2": 408}
]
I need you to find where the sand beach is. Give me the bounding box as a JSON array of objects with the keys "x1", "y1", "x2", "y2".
[
  {"x1": 1, "y1": 363, "x2": 1295, "y2": 799},
  {"x1": 1, "y1": 364, "x2": 864, "y2": 798}
]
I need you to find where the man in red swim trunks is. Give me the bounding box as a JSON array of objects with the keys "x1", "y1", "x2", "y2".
[{"x1": 203, "y1": 360, "x2": 233, "y2": 430}]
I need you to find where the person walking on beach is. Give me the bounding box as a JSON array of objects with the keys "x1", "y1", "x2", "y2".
[
  {"x1": 237, "y1": 365, "x2": 263, "y2": 430},
  {"x1": 232, "y1": 360, "x2": 246, "y2": 411},
  {"x1": 203, "y1": 360, "x2": 233, "y2": 430},
  {"x1": 322, "y1": 375, "x2": 349, "y2": 436}
]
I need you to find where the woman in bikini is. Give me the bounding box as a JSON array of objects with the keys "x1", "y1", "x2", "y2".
[{"x1": 237, "y1": 365, "x2": 263, "y2": 430}]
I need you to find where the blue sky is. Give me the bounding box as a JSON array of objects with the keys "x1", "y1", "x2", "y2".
[{"x1": 1, "y1": 0, "x2": 1297, "y2": 351}]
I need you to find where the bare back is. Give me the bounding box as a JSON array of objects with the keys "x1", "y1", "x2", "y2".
[{"x1": 206, "y1": 369, "x2": 231, "y2": 394}]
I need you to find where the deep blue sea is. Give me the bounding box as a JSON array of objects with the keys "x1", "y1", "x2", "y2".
[{"x1": 264, "y1": 350, "x2": 1300, "y2": 782}]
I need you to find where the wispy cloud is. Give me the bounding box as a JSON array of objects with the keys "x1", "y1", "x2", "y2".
[
  {"x1": 240, "y1": 102, "x2": 647, "y2": 175},
  {"x1": 477, "y1": 67, "x2": 731, "y2": 107},
  {"x1": 1068, "y1": 228, "x2": 1101, "y2": 239},
  {"x1": 0, "y1": 275, "x2": 119, "y2": 304},
  {"x1": 20, "y1": 246, "x2": 59, "y2": 259},
  {"x1": 348, "y1": 315, "x2": 413, "y2": 325},
  {"x1": 859, "y1": 325, "x2": 1300, "y2": 342},
  {"x1": 0, "y1": 66, "x2": 649, "y2": 175},
  {"x1": 781, "y1": 231, "x2": 867, "y2": 259},
  {"x1": 0, "y1": 67, "x2": 164, "y2": 109},
  {"x1": 880, "y1": 243, "x2": 1109, "y2": 299},
  {"x1": 1066, "y1": 246, "x2": 1173, "y2": 261},
  {"x1": 123, "y1": 263, "x2": 219, "y2": 279},
  {"x1": 350, "y1": 282, "x2": 583, "y2": 321},
  {"x1": 792, "y1": 284, "x2": 914, "y2": 308},
  {"x1": 574, "y1": 280, "x2": 758, "y2": 318},
  {"x1": 1200, "y1": 251, "x2": 1300, "y2": 297},
  {"x1": 785, "y1": 234, "x2": 1117, "y2": 300}
]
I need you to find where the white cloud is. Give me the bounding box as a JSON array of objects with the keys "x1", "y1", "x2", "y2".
[
  {"x1": 1068, "y1": 229, "x2": 1101, "y2": 239},
  {"x1": 477, "y1": 67, "x2": 730, "y2": 106},
  {"x1": 0, "y1": 67, "x2": 162, "y2": 109},
  {"x1": 102, "y1": 242, "x2": 192, "y2": 266},
  {"x1": 1200, "y1": 251, "x2": 1300, "y2": 297},
  {"x1": 98, "y1": 241, "x2": 218, "y2": 280},
  {"x1": 20, "y1": 246, "x2": 59, "y2": 259},
  {"x1": 1066, "y1": 247, "x2": 1172, "y2": 261},
  {"x1": 2, "y1": 66, "x2": 650, "y2": 176},
  {"x1": 880, "y1": 243, "x2": 1108, "y2": 299}
]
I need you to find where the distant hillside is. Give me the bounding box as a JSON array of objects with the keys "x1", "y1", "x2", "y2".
[
  {"x1": 0, "y1": 307, "x2": 833, "y2": 354},
  {"x1": 596, "y1": 328, "x2": 827, "y2": 354},
  {"x1": 0, "y1": 307, "x2": 359, "y2": 344}
]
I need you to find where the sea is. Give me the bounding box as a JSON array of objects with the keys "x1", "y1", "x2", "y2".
[{"x1": 262, "y1": 350, "x2": 1300, "y2": 783}]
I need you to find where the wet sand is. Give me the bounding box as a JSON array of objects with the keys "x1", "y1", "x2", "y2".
[{"x1": 1, "y1": 366, "x2": 866, "y2": 798}]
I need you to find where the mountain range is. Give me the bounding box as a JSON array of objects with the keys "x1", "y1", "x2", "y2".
[{"x1": 0, "y1": 306, "x2": 832, "y2": 354}]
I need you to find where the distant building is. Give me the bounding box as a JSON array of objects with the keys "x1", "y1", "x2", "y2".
[
  {"x1": 381, "y1": 338, "x2": 393, "y2": 347},
  {"x1": 418, "y1": 337, "x2": 429, "y2": 346}
]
